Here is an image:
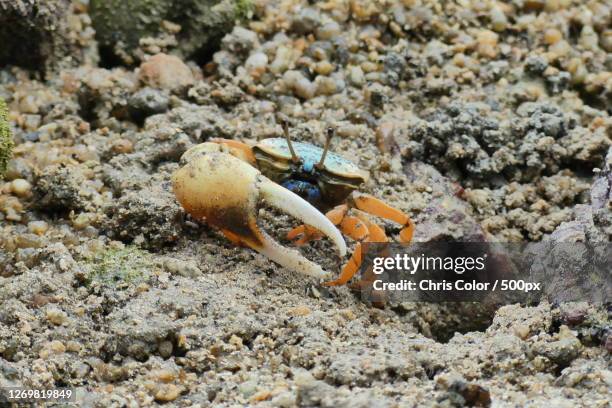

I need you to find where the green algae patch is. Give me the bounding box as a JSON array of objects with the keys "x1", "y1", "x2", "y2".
[
  {"x1": 0, "y1": 98, "x2": 14, "y2": 179},
  {"x1": 234, "y1": 0, "x2": 253, "y2": 20},
  {"x1": 84, "y1": 246, "x2": 157, "y2": 288}
]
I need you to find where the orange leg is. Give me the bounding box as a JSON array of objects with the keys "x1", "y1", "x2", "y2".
[
  {"x1": 323, "y1": 214, "x2": 369, "y2": 287},
  {"x1": 287, "y1": 193, "x2": 413, "y2": 287},
  {"x1": 351, "y1": 193, "x2": 415, "y2": 243}
]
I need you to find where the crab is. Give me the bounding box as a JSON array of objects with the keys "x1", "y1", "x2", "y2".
[{"x1": 172, "y1": 121, "x2": 414, "y2": 286}]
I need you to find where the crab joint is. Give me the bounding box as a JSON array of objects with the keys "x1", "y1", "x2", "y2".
[{"x1": 172, "y1": 147, "x2": 346, "y2": 279}]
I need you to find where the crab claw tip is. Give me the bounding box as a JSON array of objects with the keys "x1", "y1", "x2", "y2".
[{"x1": 258, "y1": 178, "x2": 347, "y2": 257}]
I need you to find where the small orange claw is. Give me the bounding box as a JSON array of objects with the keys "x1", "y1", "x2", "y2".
[{"x1": 287, "y1": 225, "x2": 323, "y2": 246}]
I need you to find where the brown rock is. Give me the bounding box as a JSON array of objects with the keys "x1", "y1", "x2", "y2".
[{"x1": 139, "y1": 54, "x2": 195, "y2": 92}]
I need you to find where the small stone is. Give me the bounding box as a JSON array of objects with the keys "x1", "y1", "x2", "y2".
[
  {"x1": 290, "y1": 8, "x2": 320, "y2": 34},
  {"x1": 514, "y1": 324, "x2": 531, "y2": 340},
  {"x1": 139, "y1": 53, "x2": 195, "y2": 92},
  {"x1": 152, "y1": 384, "x2": 182, "y2": 402},
  {"x1": 251, "y1": 390, "x2": 272, "y2": 402},
  {"x1": 73, "y1": 213, "x2": 93, "y2": 230},
  {"x1": 14, "y1": 233, "x2": 44, "y2": 248},
  {"x1": 544, "y1": 29, "x2": 562, "y2": 45},
  {"x1": 288, "y1": 305, "x2": 311, "y2": 317},
  {"x1": 490, "y1": 7, "x2": 508, "y2": 32},
  {"x1": 239, "y1": 381, "x2": 258, "y2": 398},
  {"x1": 128, "y1": 87, "x2": 169, "y2": 119},
  {"x1": 158, "y1": 340, "x2": 173, "y2": 358},
  {"x1": 549, "y1": 40, "x2": 570, "y2": 58},
  {"x1": 163, "y1": 258, "x2": 201, "y2": 277},
  {"x1": 579, "y1": 26, "x2": 599, "y2": 51},
  {"x1": 111, "y1": 139, "x2": 133, "y2": 154},
  {"x1": 316, "y1": 21, "x2": 341, "y2": 41},
  {"x1": 270, "y1": 46, "x2": 296, "y2": 75},
  {"x1": 229, "y1": 334, "x2": 243, "y2": 349},
  {"x1": 283, "y1": 71, "x2": 316, "y2": 100},
  {"x1": 66, "y1": 341, "x2": 81, "y2": 352},
  {"x1": 314, "y1": 61, "x2": 334, "y2": 76},
  {"x1": 245, "y1": 52, "x2": 268, "y2": 77},
  {"x1": 28, "y1": 220, "x2": 49, "y2": 235},
  {"x1": 46, "y1": 307, "x2": 68, "y2": 325},
  {"x1": 448, "y1": 381, "x2": 492, "y2": 407},
  {"x1": 39, "y1": 340, "x2": 66, "y2": 359},
  {"x1": 10, "y1": 179, "x2": 31, "y2": 197},
  {"x1": 271, "y1": 391, "x2": 296, "y2": 407},
  {"x1": 600, "y1": 30, "x2": 612, "y2": 52},
  {"x1": 315, "y1": 76, "x2": 339, "y2": 96},
  {"x1": 477, "y1": 30, "x2": 499, "y2": 59},
  {"x1": 221, "y1": 27, "x2": 260, "y2": 57},
  {"x1": 150, "y1": 369, "x2": 177, "y2": 383},
  {"x1": 348, "y1": 66, "x2": 365, "y2": 87}
]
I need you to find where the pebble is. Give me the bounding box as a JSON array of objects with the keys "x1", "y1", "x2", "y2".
[
  {"x1": 163, "y1": 258, "x2": 201, "y2": 277},
  {"x1": 111, "y1": 139, "x2": 134, "y2": 154},
  {"x1": 39, "y1": 341, "x2": 66, "y2": 359},
  {"x1": 152, "y1": 384, "x2": 182, "y2": 402},
  {"x1": 271, "y1": 391, "x2": 296, "y2": 407},
  {"x1": 477, "y1": 30, "x2": 499, "y2": 59},
  {"x1": 490, "y1": 7, "x2": 508, "y2": 32},
  {"x1": 601, "y1": 30, "x2": 612, "y2": 52},
  {"x1": 10, "y1": 179, "x2": 31, "y2": 197},
  {"x1": 15, "y1": 233, "x2": 44, "y2": 249},
  {"x1": 221, "y1": 27, "x2": 260, "y2": 57},
  {"x1": 270, "y1": 46, "x2": 295, "y2": 75},
  {"x1": 28, "y1": 220, "x2": 49, "y2": 235},
  {"x1": 128, "y1": 87, "x2": 169, "y2": 118},
  {"x1": 315, "y1": 76, "x2": 339, "y2": 96},
  {"x1": 46, "y1": 308, "x2": 68, "y2": 325},
  {"x1": 316, "y1": 21, "x2": 341, "y2": 41},
  {"x1": 314, "y1": 61, "x2": 334, "y2": 76},
  {"x1": 283, "y1": 71, "x2": 316, "y2": 100},
  {"x1": 150, "y1": 369, "x2": 177, "y2": 383},
  {"x1": 73, "y1": 213, "x2": 93, "y2": 230},
  {"x1": 158, "y1": 340, "x2": 173, "y2": 358},
  {"x1": 348, "y1": 66, "x2": 365, "y2": 87},
  {"x1": 245, "y1": 52, "x2": 268, "y2": 77},
  {"x1": 544, "y1": 29, "x2": 562, "y2": 45},
  {"x1": 288, "y1": 305, "x2": 311, "y2": 317},
  {"x1": 139, "y1": 53, "x2": 195, "y2": 92}
]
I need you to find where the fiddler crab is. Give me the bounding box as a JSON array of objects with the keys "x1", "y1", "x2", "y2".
[{"x1": 172, "y1": 121, "x2": 414, "y2": 286}]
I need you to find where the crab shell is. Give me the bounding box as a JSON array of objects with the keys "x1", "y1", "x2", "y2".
[{"x1": 253, "y1": 138, "x2": 370, "y2": 208}]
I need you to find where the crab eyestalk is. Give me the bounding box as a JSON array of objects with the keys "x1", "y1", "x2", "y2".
[
  {"x1": 281, "y1": 119, "x2": 300, "y2": 164},
  {"x1": 172, "y1": 143, "x2": 346, "y2": 279},
  {"x1": 315, "y1": 126, "x2": 335, "y2": 170}
]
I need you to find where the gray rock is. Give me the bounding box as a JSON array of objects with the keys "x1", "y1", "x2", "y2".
[
  {"x1": 0, "y1": 0, "x2": 74, "y2": 71},
  {"x1": 89, "y1": 0, "x2": 253, "y2": 65},
  {"x1": 128, "y1": 88, "x2": 170, "y2": 123}
]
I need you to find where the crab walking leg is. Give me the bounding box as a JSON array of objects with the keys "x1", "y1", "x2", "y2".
[
  {"x1": 322, "y1": 212, "x2": 372, "y2": 286},
  {"x1": 172, "y1": 150, "x2": 346, "y2": 279},
  {"x1": 351, "y1": 193, "x2": 415, "y2": 243}
]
